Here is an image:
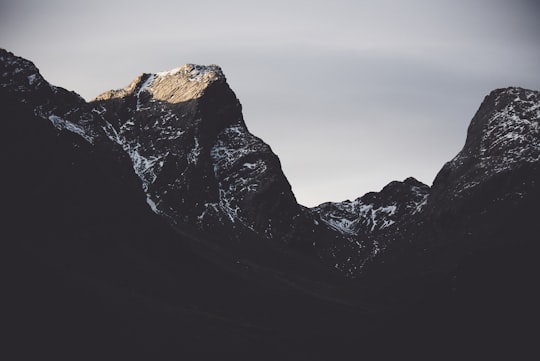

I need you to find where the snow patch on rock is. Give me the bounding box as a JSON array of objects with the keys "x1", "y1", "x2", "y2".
[{"x1": 48, "y1": 115, "x2": 94, "y2": 143}]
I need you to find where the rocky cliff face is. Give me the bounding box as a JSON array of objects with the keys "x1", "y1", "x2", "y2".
[
  {"x1": 430, "y1": 87, "x2": 539, "y2": 207},
  {"x1": 420, "y1": 87, "x2": 540, "y2": 270},
  {"x1": 90, "y1": 63, "x2": 319, "y2": 251}
]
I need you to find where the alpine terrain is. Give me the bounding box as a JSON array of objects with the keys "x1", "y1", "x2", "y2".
[{"x1": 2, "y1": 48, "x2": 538, "y2": 360}]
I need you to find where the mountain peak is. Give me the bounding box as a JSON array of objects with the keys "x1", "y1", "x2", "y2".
[
  {"x1": 87, "y1": 60, "x2": 308, "y2": 248},
  {"x1": 94, "y1": 63, "x2": 226, "y2": 104},
  {"x1": 0, "y1": 49, "x2": 52, "y2": 99},
  {"x1": 156, "y1": 63, "x2": 224, "y2": 82},
  {"x1": 432, "y1": 86, "x2": 539, "y2": 198}
]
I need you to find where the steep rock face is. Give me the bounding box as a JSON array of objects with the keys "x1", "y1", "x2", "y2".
[
  {"x1": 0, "y1": 49, "x2": 98, "y2": 143},
  {"x1": 91, "y1": 65, "x2": 312, "y2": 248},
  {"x1": 359, "y1": 87, "x2": 540, "y2": 288},
  {"x1": 431, "y1": 87, "x2": 539, "y2": 207},
  {"x1": 420, "y1": 86, "x2": 540, "y2": 264}
]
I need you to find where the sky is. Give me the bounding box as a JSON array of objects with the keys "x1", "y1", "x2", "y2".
[{"x1": 2, "y1": 0, "x2": 539, "y2": 206}]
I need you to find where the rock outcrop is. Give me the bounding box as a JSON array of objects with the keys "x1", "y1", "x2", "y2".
[{"x1": 91, "y1": 65, "x2": 313, "y2": 250}]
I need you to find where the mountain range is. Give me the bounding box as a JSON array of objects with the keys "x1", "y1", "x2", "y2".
[{"x1": 2, "y1": 48, "x2": 538, "y2": 360}]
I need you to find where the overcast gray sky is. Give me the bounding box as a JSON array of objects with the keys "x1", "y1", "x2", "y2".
[{"x1": 2, "y1": 0, "x2": 539, "y2": 206}]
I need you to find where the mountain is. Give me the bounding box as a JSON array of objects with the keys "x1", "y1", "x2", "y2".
[
  {"x1": 313, "y1": 87, "x2": 540, "y2": 284},
  {"x1": 2, "y1": 48, "x2": 539, "y2": 359},
  {"x1": 90, "y1": 64, "x2": 317, "y2": 251}
]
